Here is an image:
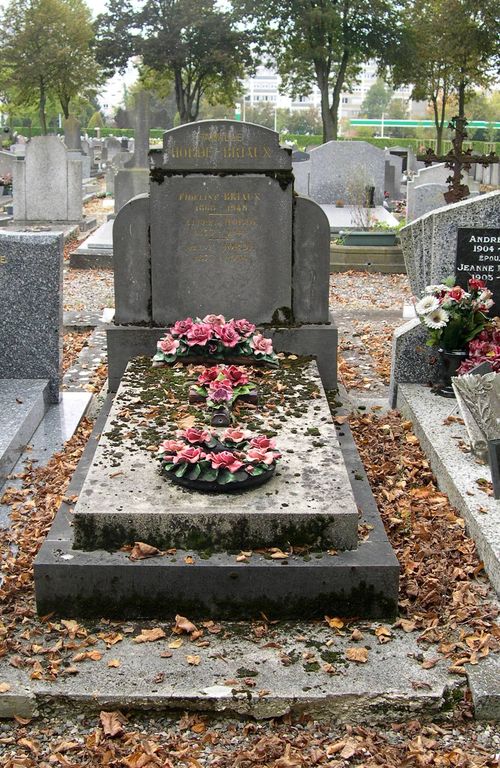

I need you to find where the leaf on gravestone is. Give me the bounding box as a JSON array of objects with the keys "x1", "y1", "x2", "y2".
[
  {"x1": 0, "y1": 682, "x2": 11, "y2": 692},
  {"x1": 184, "y1": 555, "x2": 195, "y2": 565},
  {"x1": 61, "y1": 619, "x2": 81, "y2": 639},
  {"x1": 129, "y1": 542, "x2": 162, "y2": 560},
  {"x1": 346, "y1": 647, "x2": 369, "y2": 663},
  {"x1": 350, "y1": 629, "x2": 364, "y2": 641},
  {"x1": 395, "y1": 618, "x2": 416, "y2": 633},
  {"x1": 99, "y1": 710, "x2": 127, "y2": 738},
  {"x1": 174, "y1": 614, "x2": 198, "y2": 635},
  {"x1": 133, "y1": 628, "x2": 166, "y2": 644},
  {"x1": 186, "y1": 655, "x2": 200, "y2": 666},
  {"x1": 107, "y1": 659, "x2": 121, "y2": 668},
  {"x1": 178, "y1": 414, "x2": 196, "y2": 429},
  {"x1": 270, "y1": 549, "x2": 288, "y2": 559},
  {"x1": 375, "y1": 626, "x2": 392, "y2": 643}
]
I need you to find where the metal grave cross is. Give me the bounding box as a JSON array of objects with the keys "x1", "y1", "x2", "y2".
[{"x1": 417, "y1": 116, "x2": 499, "y2": 204}]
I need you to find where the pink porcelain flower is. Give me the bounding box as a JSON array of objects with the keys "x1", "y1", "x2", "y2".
[
  {"x1": 223, "y1": 427, "x2": 252, "y2": 443},
  {"x1": 223, "y1": 366, "x2": 249, "y2": 386},
  {"x1": 186, "y1": 323, "x2": 213, "y2": 346},
  {"x1": 170, "y1": 318, "x2": 194, "y2": 337},
  {"x1": 172, "y1": 446, "x2": 205, "y2": 464},
  {"x1": 157, "y1": 334, "x2": 180, "y2": 354},
  {"x1": 207, "y1": 451, "x2": 244, "y2": 473},
  {"x1": 208, "y1": 381, "x2": 233, "y2": 402},
  {"x1": 249, "y1": 435, "x2": 276, "y2": 451},
  {"x1": 197, "y1": 367, "x2": 220, "y2": 385},
  {"x1": 250, "y1": 333, "x2": 273, "y2": 356},
  {"x1": 233, "y1": 318, "x2": 256, "y2": 337},
  {"x1": 215, "y1": 323, "x2": 240, "y2": 348},
  {"x1": 159, "y1": 439, "x2": 185, "y2": 454},
  {"x1": 203, "y1": 314, "x2": 226, "y2": 327},
  {"x1": 182, "y1": 427, "x2": 210, "y2": 444},
  {"x1": 246, "y1": 447, "x2": 276, "y2": 465}
]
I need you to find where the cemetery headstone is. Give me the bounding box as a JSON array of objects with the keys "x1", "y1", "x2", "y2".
[
  {"x1": 0, "y1": 230, "x2": 63, "y2": 401},
  {"x1": 407, "y1": 182, "x2": 450, "y2": 222},
  {"x1": 109, "y1": 119, "x2": 337, "y2": 390},
  {"x1": 13, "y1": 135, "x2": 83, "y2": 223},
  {"x1": 400, "y1": 189, "x2": 500, "y2": 300},
  {"x1": 306, "y1": 141, "x2": 386, "y2": 206},
  {"x1": 63, "y1": 115, "x2": 82, "y2": 151}
]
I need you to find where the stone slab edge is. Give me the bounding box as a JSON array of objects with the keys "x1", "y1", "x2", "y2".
[
  {"x1": 0, "y1": 380, "x2": 49, "y2": 483},
  {"x1": 397, "y1": 384, "x2": 500, "y2": 596},
  {"x1": 467, "y1": 655, "x2": 500, "y2": 720}
]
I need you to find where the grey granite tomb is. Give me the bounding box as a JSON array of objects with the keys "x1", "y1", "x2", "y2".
[
  {"x1": 303, "y1": 141, "x2": 386, "y2": 206},
  {"x1": 109, "y1": 120, "x2": 337, "y2": 390},
  {"x1": 0, "y1": 231, "x2": 63, "y2": 402}
]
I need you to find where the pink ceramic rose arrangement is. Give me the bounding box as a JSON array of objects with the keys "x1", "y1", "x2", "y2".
[
  {"x1": 153, "y1": 315, "x2": 278, "y2": 366},
  {"x1": 189, "y1": 365, "x2": 256, "y2": 409},
  {"x1": 158, "y1": 426, "x2": 281, "y2": 488}
]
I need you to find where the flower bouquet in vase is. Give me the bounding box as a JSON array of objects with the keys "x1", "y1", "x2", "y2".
[{"x1": 415, "y1": 278, "x2": 494, "y2": 397}]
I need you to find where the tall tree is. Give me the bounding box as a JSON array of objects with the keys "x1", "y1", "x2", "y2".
[
  {"x1": 385, "y1": 0, "x2": 499, "y2": 153},
  {"x1": 96, "y1": 0, "x2": 253, "y2": 124},
  {"x1": 233, "y1": 0, "x2": 403, "y2": 142},
  {"x1": 0, "y1": 0, "x2": 101, "y2": 133},
  {"x1": 360, "y1": 78, "x2": 393, "y2": 118}
]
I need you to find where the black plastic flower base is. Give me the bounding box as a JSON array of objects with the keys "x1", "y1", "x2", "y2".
[{"x1": 163, "y1": 464, "x2": 276, "y2": 493}]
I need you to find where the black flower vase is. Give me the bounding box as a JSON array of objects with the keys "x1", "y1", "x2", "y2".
[{"x1": 435, "y1": 349, "x2": 468, "y2": 397}]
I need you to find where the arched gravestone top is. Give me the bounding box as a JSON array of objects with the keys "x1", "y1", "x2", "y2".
[{"x1": 152, "y1": 120, "x2": 292, "y2": 172}]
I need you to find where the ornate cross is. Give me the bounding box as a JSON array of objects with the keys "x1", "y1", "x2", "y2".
[{"x1": 417, "y1": 116, "x2": 499, "y2": 204}]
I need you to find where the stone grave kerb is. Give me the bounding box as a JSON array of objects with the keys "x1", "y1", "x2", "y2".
[{"x1": 108, "y1": 119, "x2": 338, "y2": 390}]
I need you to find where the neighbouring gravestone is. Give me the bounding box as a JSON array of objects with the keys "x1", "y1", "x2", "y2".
[
  {"x1": 0, "y1": 231, "x2": 63, "y2": 402},
  {"x1": 455, "y1": 228, "x2": 500, "y2": 315},
  {"x1": 114, "y1": 93, "x2": 151, "y2": 212},
  {"x1": 407, "y1": 182, "x2": 450, "y2": 222},
  {"x1": 390, "y1": 190, "x2": 500, "y2": 406},
  {"x1": 400, "y1": 189, "x2": 500, "y2": 300},
  {"x1": 13, "y1": 136, "x2": 83, "y2": 223},
  {"x1": 0, "y1": 150, "x2": 14, "y2": 179},
  {"x1": 109, "y1": 120, "x2": 336, "y2": 389},
  {"x1": 104, "y1": 136, "x2": 121, "y2": 163},
  {"x1": 63, "y1": 115, "x2": 82, "y2": 151},
  {"x1": 298, "y1": 141, "x2": 386, "y2": 206}
]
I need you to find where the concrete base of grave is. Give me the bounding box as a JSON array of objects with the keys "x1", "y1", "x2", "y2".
[
  {"x1": 397, "y1": 383, "x2": 500, "y2": 596},
  {"x1": 0, "y1": 379, "x2": 49, "y2": 484},
  {"x1": 4, "y1": 218, "x2": 97, "y2": 234},
  {"x1": 70, "y1": 219, "x2": 114, "y2": 268},
  {"x1": 106, "y1": 317, "x2": 339, "y2": 392},
  {"x1": 330, "y1": 244, "x2": 406, "y2": 274},
  {"x1": 34, "y1": 386, "x2": 399, "y2": 619}
]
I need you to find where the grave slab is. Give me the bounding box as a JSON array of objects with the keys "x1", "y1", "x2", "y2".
[
  {"x1": 0, "y1": 379, "x2": 49, "y2": 483},
  {"x1": 73, "y1": 357, "x2": 358, "y2": 552},
  {"x1": 35, "y1": 388, "x2": 399, "y2": 620},
  {"x1": 70, "y1": 219, "x2": 114, "y2": 268},
  {"x1": 397, "y1": 383, "x2": 500, "y2": 596}
]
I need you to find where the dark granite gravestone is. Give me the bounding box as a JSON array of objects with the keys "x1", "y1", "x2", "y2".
[
  {"x1": 0, "y1": 231, "x2": 63, "y2": 402},
  {"x1": 109, "y1": 120, "x2": 337, "y2": 390},
  {"x1": 455, "y1": 228, "x2": 500, "y2": 316}
]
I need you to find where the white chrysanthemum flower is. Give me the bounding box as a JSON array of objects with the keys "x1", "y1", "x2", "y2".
[
  {"x1": 423, "y1": 307, "x2": 449, "y2": 329},
  {"x1": 416, "y1": 295, "x2": 439, "y2": 315},
  {"x1": 425, "y1": 284, "x2": 449, "y2": 294}
]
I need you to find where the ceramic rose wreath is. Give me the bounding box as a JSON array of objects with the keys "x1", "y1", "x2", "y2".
[
  {"x1": 152, "y1": 315, "x2": 278, "y2": 366},
  {"x1": 157, "y1": 426, "x2": 281, "y2": 490}
]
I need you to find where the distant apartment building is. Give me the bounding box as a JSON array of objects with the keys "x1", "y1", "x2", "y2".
[{"x1": 242, "y1": 63, "x2": 419, "y2": 120}]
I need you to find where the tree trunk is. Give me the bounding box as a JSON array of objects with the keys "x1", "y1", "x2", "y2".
[{"x1": 39, "y1": 79, "x2": 47, "y2": 135}]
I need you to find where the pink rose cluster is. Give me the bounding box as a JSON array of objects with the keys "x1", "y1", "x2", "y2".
[
  {"x1": 153, "y1": 315, "x2": 278, "y2": 365},
  {"x1": 158, "y1": 427, "x2": 281, "y2": 481},
  {"x1": 194, "y1": 365, "x2": 253, "y2": 405},
  {"x1": 457, "y1": 326, "x2": 500, "y2": 374}
]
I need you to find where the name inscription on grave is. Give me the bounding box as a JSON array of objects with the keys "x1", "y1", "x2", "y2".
[
  {"x1": 158, "y1": 121, "x2": 291, "y2": 172},
  {"x1": 455, "y1": 228, "x2": 500, "y2": 316},
  {"x1": 177, "y1": 187, "x2": 261, "y2": 264}
]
